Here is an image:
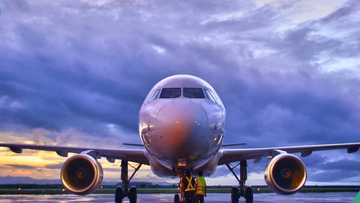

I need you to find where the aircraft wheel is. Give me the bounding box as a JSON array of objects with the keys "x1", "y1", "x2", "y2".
[
  {"x1": 244, "y1": 186, "x2": 253, "y2": 203},
  {"x1": 231, "y1": 187, "x2": 239, "y2": 203},
  {"x1": 115, "y1": 187, "x2": 124, "y2": 203},
  {"x1": 128, "y1": 187, "x2": 137, "y2": 203},
  {"x1": 174, "y1": 194, "x2": 180, "y2": 203}
]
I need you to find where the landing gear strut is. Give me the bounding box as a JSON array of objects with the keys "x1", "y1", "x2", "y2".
[
  {"x1": 115, "y1": 160, "x2": 142, "y2": 203},
  {"x1": 226, "y1": 160, "x2": 253, "y2": 203},
  {"x1": 174, "y1": 175, "x2": 183, "y2": 203}
]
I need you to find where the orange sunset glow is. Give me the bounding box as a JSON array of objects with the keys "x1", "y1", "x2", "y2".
[{"x1": 0, "y1": 130, "x2": 160, "y2": 183}]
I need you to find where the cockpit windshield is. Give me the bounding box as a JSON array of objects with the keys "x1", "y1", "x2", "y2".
[
  {"x1": 158, "y1": 87, "x2": 211, "y2": 100},
  {"x1": 159, "y1": 88, "x2": 181, "y2": 98},
  {"x1": 205, "y1": 89, "x2": 223, "y2": 106},
  {"x1": 183, "y1": 88, "x2": 205, "y2": 98}
]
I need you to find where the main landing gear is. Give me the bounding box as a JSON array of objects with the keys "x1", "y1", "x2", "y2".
[
  {"x1": 174, "y1": 175, "x2": 183, "y2": 203},
  {"x1": 115, "y1": 160, "x2": 142, "y2": 203},
  {"x1": 226, "y1": 160, "x2": 254, "y2": 203}
]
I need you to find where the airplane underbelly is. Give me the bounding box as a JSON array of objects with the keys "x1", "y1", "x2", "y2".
[{"x1": 146, "y1": 150, "x2": 220, "y2": 177}]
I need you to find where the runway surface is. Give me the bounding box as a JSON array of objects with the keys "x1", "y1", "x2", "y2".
[{"x1": 0, "y1": 193, "x2": 356, "y2": 203}]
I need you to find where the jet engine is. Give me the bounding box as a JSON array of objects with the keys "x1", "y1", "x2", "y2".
[
  {"x1": 265, "y1": 153, "x2": 307, "y2": 194},
  {"x1": 61, "y1": 154, "x2": 103, "y2": 195}
]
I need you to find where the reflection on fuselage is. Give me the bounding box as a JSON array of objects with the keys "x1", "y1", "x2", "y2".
[{"x1": 139, "y1": 75, "x2": 225, "y2": 176}]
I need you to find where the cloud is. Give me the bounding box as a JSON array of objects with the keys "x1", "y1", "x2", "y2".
[
  {"x1": 0, "y1": 176, "x2": 60, "y2": 184},
  {"x1": 0, "y1": 0, "x2": 360, "y2": 185}
]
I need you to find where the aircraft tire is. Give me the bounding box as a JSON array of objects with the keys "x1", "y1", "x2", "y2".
[
  {"x1": 128, "y1": 187, "x2": 137, "y2": 203},
  {"x1": 174, "y1": 194, "x2": 180, "y2": 203},
  {"x1": 115, "y1": 187, "x2": 124, "y2": 203},
  {"x1": 244, "y1": 187, "x2": 253, "y2": 203},
  {"x1": 231, "y1": 187, "x2": 239, "y2": 203}
]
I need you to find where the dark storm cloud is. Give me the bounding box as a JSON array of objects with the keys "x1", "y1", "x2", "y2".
[
  {"x1": 1, "y1": 0, "x2": 360, "y2": 183},
  {"x1": 309, "y1": 159, "x2": 360, "y2": 182}
]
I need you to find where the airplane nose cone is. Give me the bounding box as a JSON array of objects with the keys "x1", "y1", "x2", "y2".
[{"x1": 155, "y1": 101, "x2": 209, "y2": 159}]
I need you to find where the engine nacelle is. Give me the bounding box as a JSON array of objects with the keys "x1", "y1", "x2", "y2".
[
  {"x1": 61, "y1": 154, "x2": 103, "y2": 195},
  {"x1": 265, "y1": 153, "x2": 307, "y2": 194}
]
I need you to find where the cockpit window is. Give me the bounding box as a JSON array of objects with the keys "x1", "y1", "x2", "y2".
[
  {"x1": 205, "y1": 89, "x2": 222, "y2": 105},
  {"x1": 183, "y1": 88, "x2": 205, "y2": 98},
  {"x1": 151, "y1": 89, "x2": 160, "y2": 100},
  {"x1": 159, "y1": 88, "x2": 181, "y2": 98}
]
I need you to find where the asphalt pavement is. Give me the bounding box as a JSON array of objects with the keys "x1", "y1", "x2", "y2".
[{"x1": 0, "y1": 193, "x2": 356, "y2": 203}]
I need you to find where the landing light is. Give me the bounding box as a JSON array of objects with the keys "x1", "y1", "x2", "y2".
[{"x1": 177, "y1": 160, "x2": 188, "y2": 168}]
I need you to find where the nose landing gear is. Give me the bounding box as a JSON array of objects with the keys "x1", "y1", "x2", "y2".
[
  {"x1": 174, "y1": 193, "x2": 180, "y2": 203},
  {"x1": 174, "y1": 176, "x2": 184, "y2": 203},
  {"x1": 174, "y1": 173, "x2": 192, "y2": 203},
  {"x1": 226, "y1": 160, "x2": 254, "y2": 203},
  {"x1": 115, "y1": 160, "x2": 142, "y2": 203}
]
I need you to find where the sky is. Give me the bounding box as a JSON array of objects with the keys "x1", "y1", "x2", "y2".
[{"x1": 0, "y1": 0, "x2": 360, "y2": 186}]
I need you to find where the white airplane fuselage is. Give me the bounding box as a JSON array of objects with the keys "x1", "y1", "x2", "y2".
[{"x1": 139, "y1": 75, "x2": 226, "y2": 176}]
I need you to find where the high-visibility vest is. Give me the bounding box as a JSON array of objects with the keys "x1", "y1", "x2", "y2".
[
  {"x1": 185, "y1": 176, "x2": 195, "y2": 192},
  {"x1": 195, "y1": 176, "x2": 206, "y2": 195}
]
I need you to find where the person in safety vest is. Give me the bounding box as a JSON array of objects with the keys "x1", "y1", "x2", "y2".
[
  {"x1": 195, "y1": 171, "x2": 207, "y2": 203},
  {"x1": 182, "y1": 169, "x2": 195, "y2": 203}
]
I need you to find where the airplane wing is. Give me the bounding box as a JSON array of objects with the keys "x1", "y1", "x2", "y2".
[
  {"x1": 219, "y1": 142, "x2": 360, "y2": 165},
  {"x1": 0, "y1": 143, "x2": 149, "y2": 164}
]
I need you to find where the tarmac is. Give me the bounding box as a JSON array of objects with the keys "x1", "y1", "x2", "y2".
[{"x1": 0, "y1": 193, "x2": 356, "y2": 203}]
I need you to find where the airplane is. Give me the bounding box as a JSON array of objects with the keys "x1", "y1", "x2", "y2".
[{"x1": 1, "y1": 74, "x2": 360, "y2": 203}]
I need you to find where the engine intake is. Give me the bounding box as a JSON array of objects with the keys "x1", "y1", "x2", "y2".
[
  {"x1": 61, "y1": 154, "x2": 103, "y2": 195},
  {"x1": 265, "y1": 154, "x2": 307, "y2": 194}
]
